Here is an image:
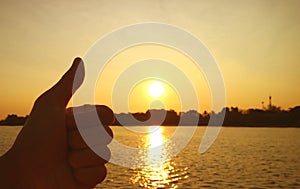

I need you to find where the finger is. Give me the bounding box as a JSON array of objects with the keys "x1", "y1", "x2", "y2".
[
  {"x1": 68, "y1": 146, "x2": 110, "y2": 169},
  {"x1": 73, "y1": 165, "x2": 107, "y2": 187},
  {"x1": 66, "y1": 105, "x2": 115, "y2": 130},
  {"x1": 46, "y1": 57, "x2": 85, "y2": 107},
  {"x1": 68, "y1": 129, "x2": 88, "y2": 149},
  {"x1": 25, "y1": 58, "x2": 85, "y2": 133},
  {"x1": 68, "y1": 127, "x2": 113, "y2": 150}
]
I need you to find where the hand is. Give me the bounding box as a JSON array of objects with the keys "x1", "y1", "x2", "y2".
[{"x1": 0, "y1": 58, "x2": 114, "y2": 189}]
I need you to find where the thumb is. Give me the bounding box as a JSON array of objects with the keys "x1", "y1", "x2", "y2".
[{"x1": 46, "y1": 57, "x2": 85, "y2": 107}]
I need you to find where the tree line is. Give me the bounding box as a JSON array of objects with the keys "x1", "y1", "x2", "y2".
[{"x1": 1, "y1": 105, "x2": 299, "y2": 127}]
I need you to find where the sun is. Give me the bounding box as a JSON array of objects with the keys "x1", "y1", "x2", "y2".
[{"x1": 147, "y1": 81, "x2": 164, "y2": 98}]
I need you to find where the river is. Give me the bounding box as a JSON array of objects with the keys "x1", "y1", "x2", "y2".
[{"x1": 0, "y1": 126, "x2": 299, "y2": 188}]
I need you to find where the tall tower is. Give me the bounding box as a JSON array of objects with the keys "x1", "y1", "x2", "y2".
[
  {"x1": 261, "y1": 101, "x2": 265, "y2": 110},
  {"x1": 268, "y1": 96, "x2": 272, "y2": 110}
]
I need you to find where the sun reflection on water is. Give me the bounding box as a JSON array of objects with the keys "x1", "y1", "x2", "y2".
[{"x1": 131, "y1": 126, "x2": 189, "y2": 189}]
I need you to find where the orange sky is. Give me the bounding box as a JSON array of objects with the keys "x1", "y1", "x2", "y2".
[{"x1": 0, "y1": 0, "x2": 300, "y2": 119}]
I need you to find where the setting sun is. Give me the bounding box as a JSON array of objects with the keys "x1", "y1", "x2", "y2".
[{"x1": 147, "y1": 81, "x2": 164, "y2": 98}]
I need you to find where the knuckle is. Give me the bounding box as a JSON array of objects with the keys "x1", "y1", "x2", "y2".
[
  {"x1": 68, "y1": 152, "x2": 78, "y2": 169},
  {"x1": 94, "y1": 145, "x2": 111, "y2": 163},
  {"x1": 68, "y1": 131, "x2": 86, "y2": 149},
  {"x1": 96, "y1": 105, "x2": 115, "y2": 125}
]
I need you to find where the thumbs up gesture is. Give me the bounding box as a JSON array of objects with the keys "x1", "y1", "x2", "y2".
[{"x1": 0, "y1": 58, "x2": 114, "y2": 189}]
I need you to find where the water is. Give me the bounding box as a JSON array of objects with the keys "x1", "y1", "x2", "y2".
[{"x1": 0, "y1": 126, "x2": 299, "y2": 188}]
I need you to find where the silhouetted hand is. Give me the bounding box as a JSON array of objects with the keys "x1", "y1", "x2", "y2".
[{"x1": 0, "y1": 58, "x2": 114, "y2": 189}]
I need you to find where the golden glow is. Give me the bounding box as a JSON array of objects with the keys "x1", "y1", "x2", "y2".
[
  {"x1": 126, "y1": 78, "x2": 182, "y2": 112},
  {"x1": 96, "y1": 44, "x2": 204, "y2": 113},
  {"x1": 147, "y1": 82, "x2": 164, "y2": 98},
  {"x1": 1, "y1": 1, "x2": 300, "y2": 119},
  {"x1": 131, "y1": 126, "x2": 188, "y2": 188},
  {"x1": 147, "y1": 126, "x2": 166, "y2": 164}
]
